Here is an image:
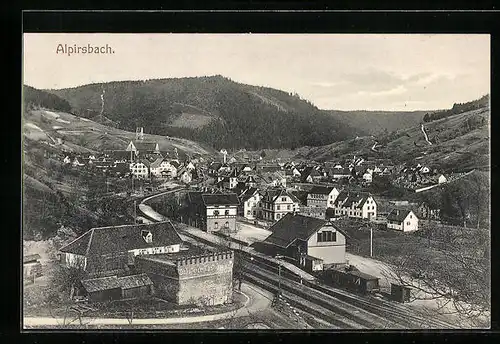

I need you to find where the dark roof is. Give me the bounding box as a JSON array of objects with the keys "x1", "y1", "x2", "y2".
[
  {"x1": 131, "y1": 141, "x2": 158, "y2": 152},
  {"x1": 187, "y1": 191, "x2": 203, "y2": 203},
  {"x1": 347, "y1": 270, "x2": 379, "y2": 281},
  {"x1": 81, "y1": 273, "x2": 153, "y2": 293},
  {"x1": 23, "y1": 254, "x2": 41, "y2": 264},
  {"x1": 239, "y1": 187, "x2": 259, "y2": 203},
  {"x1": 59, "y1": 222, "x2": 183, "y2": 256},
  {"x1": 201, "y1": 193, "x2": 239, "y2": 206},
  {"x1": 264, "y1": 213, "x2": 329, "y2": 248},
  {"x1": 387, "y1": 208, "x2": 413, "y2": 223},
  {"x1": 308, "y1": 186, "x2": 336, "y2": 195},
  {"x1": 149, "y1": 157, "x2": 164, "y2": 169},
  {"x1": 170, "y1": 160, "x2": 180, "y2": 168}
]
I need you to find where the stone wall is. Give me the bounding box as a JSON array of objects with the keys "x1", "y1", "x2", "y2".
[
  {"x1": 176, "y1": 251, "x2": 234, "y2": 306},
  {"x1": 135, "y1": 251, "x2": 234, "y2": 306}
]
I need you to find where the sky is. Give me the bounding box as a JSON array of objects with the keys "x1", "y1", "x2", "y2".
[{"x1": 23, "y1": 34, "x2": 490, "y2": 111}]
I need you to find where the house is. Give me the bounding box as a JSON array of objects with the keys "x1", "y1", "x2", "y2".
[
  {"x1": 72, "y1": 157, "x2": 85, "y2": 167},
  {"x1": 438, "y1": 174, "x2": 447, "y2": 184},
  {"x1": 261, "y1": 171, "x2": 286, "y2": 187},
  {"x1": 299, "y1": 206, "x2": 327, "y2": 220},
  {"x1": 330, "y1": 167, "x2": 351, "y2": 180},
  {"x1": 300, "y1": 166, "x2": 322, "y2": 183},
  {"x1": 332, "y1": 191, "x2": 377, "y2": 220},
  {"x1": 416, "y1": 202, "x2": 441, "y2": 220},
  {"x1": 178, "y1": 168, "x2": 192, "y2": 184},
  {"x1": 387, "y1": 209, "x2": 419, "y2": 232},
  {"x1": 243, "y1": 175, "x2": 257, "y2": 188},
  {"x1": 362, "y1": 171, "x2": 373, "y2": 183},
  {"x1": 130, "y1": 160, "x2": 150, "y2": 179},
  {"x1": 187, "y1": 192, "x2": 239, "y2": 232},
  {"x1": 262, "y1": 213, "x2": 347, "y2": 268},
  {"x1": 419, "y1": 166, "x2": 431, "y2": 174},
  {"x1": 238, "y1": 187, "x2": 261, "y2": 220},
  {"x1": 259, "y1": 188, "x2": 300, "y2": 222},
  {"x1": 186, "y1": 161, "x2": 196, "y2": 171},
  {"x1": 150, "y1": 158, "x2": 177, "y2": 178},
  {"x1": 63, "y1": 156, "x2": 71, "y2": 164},
  {"x1": 306, "y1": 186, "x2": 340, "y2": 208},
  {"x1": 58, "y1": 222, "x2": 183, "y2": 276}
]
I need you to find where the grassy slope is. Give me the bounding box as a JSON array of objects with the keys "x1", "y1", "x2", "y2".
[
  {"x1": 23, "y1": 108, "x2": 216, "y2": 156},
  {"x1": 295, "y1": 106, "x2": 489, "y2": 173}
]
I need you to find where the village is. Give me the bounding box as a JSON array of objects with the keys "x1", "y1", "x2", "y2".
[{"x1": 23, "y1": 124, "x2": 487, "y2": 330}]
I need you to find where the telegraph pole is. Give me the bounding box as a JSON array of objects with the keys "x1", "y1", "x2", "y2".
[
  {"x1": 370, "y1": 226, "x2": 373, "y2": 257},
  {"x1": 275, "y1": 254, "x2": 283, "y2": 295},
  {"x1": 134, "y1": 200, "x2": 137, "y2": 224}
]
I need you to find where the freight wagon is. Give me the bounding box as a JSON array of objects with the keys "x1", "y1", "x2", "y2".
[{"x1": 321, "y1": 266, "x2": 380, "y2": 294}]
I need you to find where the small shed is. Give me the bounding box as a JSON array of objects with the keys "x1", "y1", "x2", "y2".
[
  {"x1": 323, "y1": 267, "x2": 380, "y2": 294},
  {"x1": 23, "y1": 254, "x2": 43, "y2": 280},
  {"x1": 81, "y1": 274, "x2": 153, "y2": 302},
  {"x1": 391, "y1": 283, "x2": 411, "y2": 303},
  {"x1": 81, "y1": 276, "x2": 123, "y2": 302},
  {"x1": 119, "y1": 274, "x2": 153, "y2": 299}
]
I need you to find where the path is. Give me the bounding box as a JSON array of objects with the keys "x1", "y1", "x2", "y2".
[
  {"x1": 420, "y1": 124, "x2": 432, "y2": 145},
  {"x1": 24, "y1": 283, "x2": 271, "y2": 327}
]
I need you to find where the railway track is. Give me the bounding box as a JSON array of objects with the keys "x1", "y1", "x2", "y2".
[
  {"x1": 242, "y1": 263, "x2": 403, "y2": 329},
  {"x1": 242, "y1": 273, "x2": 358, "y2": 329}
]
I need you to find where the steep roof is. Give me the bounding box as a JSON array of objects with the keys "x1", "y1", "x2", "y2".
[
  {"x1": 59, "y1": 222, "x2": 183, "y2": 257},
  {"x1": 387, "y1": 208, "x2": 413, "y2": 223},
  {"x1": 261, "y1": 188, "x2": 300, "y2": 204},
  {"x1": 308, "y1": 186, "x2": 336, "y2": 195},
  {"x1": 239, "y1": 187, "x2": 259, "y2": 203},
  {"x1": 149, "y1": 157, "x2": 164, "y2": 169},
  {"x1": 201, "y1": 193, "x2": 240, "y2": 206},
  {"x1": 263, "y1": 213, "x2": 329, "y2": 248},
  {"x1": 131, "y1": 141, "x2": 158, "y2": 152}
]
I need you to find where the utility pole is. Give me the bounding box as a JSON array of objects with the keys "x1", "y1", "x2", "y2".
[
  {"x1": 370, "y1": 226, "x2": 373, "y2": 257},
  {"x1": 134, "y1": 200, "x2": 137, "y2": 224},
  {"x1": 275, "y1": 254, "x2": 283, "y2": 295}
]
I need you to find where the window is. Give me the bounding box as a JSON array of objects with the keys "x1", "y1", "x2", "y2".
[
  {"x1": 407, "y1": 221, "x2": 410, "y2": 226},
  {"x1": 277, "y1": 205, "x2": 281, "y2": 210},
  {"x1": 225, "y1": 210, "x2": 230, "y2": 216},
  {"x1": 317, "y1": 231, "x2": 337, "y2": 242},
  {"x1": 225, "y1": 221, "x2": 229, "y2": 228},
  {"x1": 282, "y1": 197, "x2": 286, "y2": 202},
  {"x1": 287, "y1": 205, "x2": 291, "y2": 210},
  {"x1": 214, "y1": 222, "x2": 219, "y2": 229},
  {"x1": 276, "y1": 214, "x2": 280, "y2": 219},
  {"x1": 410, "y1": 214, "x2": 412, "y2": 218},
  {"x1": 213, "y1": 210, "x2": 220, "y2": 216},
  {"x1": 247, "y1": 210, "x2": 251, "y2": 215}
]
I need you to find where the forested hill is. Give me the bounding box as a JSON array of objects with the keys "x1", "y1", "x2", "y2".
[
  {"x1": 45, "y1": 75, "x2": 365, "y2": 150},
  {"x1": 324, "y1": 110, "x2": 429, "y2": 136},
  {"x1": 423, "y1": 95, "x2": 489, "y2": 123},
  {"x1": 23, "y1": 85, "x2": 72, "y2": 113}
]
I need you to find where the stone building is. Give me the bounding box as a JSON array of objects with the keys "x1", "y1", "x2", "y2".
[{"x1": 136, "y1": 250, "x2": 234, "y2": 306}]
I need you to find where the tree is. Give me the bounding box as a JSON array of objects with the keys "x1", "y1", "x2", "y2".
[
  {"x1": 260, "y1": 150, "x2": 267, "y2": 159},
  {"x1": 378, "y1": 227, "x2": 490, "y2": 328}
]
